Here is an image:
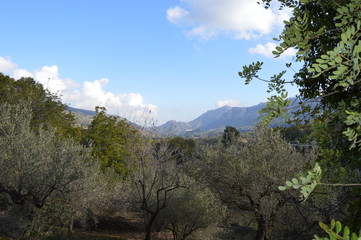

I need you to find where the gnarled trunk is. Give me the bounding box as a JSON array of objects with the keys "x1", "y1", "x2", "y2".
[
  {"x1": 144, "y1": 212, "x2": 157, "y2": 240},
  {"x1": 254, "y1": 216, "x2": 274, "y2": 240}
]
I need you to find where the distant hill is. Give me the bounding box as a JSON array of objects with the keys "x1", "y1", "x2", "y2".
[
  {"x1": 157, "y1": 103, "x2": 268, "y2": 136},
  {"x1": 68, "y1": 107, "x2": 97, "y2": 117},
  {"x1": 67, "y1": 107, "x2": 142, "y2": 129},
  {"x1": 67, "y1": 107, "x2": 96, "y2": 126},
  {"x1": 68, "y1": 98, "x2": 312, "y2": 137},
  {"x1": 156, "y1": 97, "x2": 316, "y2": 137}
]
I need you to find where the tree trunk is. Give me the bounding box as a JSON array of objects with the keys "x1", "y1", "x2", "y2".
[
  {"x1": 255, "y1": 217, "x2": 273, "y2": 240},
  {"x1": 67, "y1": 217, "x2": 74, "y2": 239},
  {"x1": 144, "y1": 214, "x2": 157, "y2": 240}
]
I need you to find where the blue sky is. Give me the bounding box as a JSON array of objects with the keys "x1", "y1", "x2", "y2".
[{"x1": 0, "y1": 0, "x2": 298, "y2": 124}]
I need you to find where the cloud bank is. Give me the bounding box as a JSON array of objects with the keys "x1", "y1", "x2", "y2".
[
  {"x1": 167, "y1": 0, "x2": 291, "y2": 40},
  {"x1": 0, "y1": 57, "x2": 158, "y2": 121},
  {"x1": 0, "y1": 57, "x2": 18, "y2": 72}
]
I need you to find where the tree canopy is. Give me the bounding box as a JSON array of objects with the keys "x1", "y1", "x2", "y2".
[
  {"x1": 0, "y1": 73, "x2": 81, "y2": 139},
  {"x1": 239, "y1": 0, "x2": 361, "y2": 232},
  {"x1": 83, "y1": 106, "x2": 137, "y2": 175},
  {"x1": 0, "y1": 103, "x2": 98, "y2": 238},
  {"x1": 240, "y1": 0, "x2": 361, "y2": 173}
]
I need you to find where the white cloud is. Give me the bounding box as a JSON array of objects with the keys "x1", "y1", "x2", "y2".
[
  {"x1": 167, "y1": 6, "x2": 189, "y2": 24},
  {"x1": 166, "y1": 0, "x2": 291, "y2": 40},
  {"x1": 13, "y1": 65, "x2": 76, "y2": 94},
  {"x1": 1, "y1": 57, "x2": 158, "y2": 121},
  {"x1": 185, "y1": 25, "x2": 218, "y2": 41},
  {"x1": 281, "y1": 47, "x2": 297, "y2": 58},
  {"x1": 12, "y1": 68, "x2": 32, "y2": 79},
  {"x1": 68, "y1": 79, "x2": 158, "y2": 121},
  {"x1": 216, "y1": 99, "x2": 242, "y2": 108},
  {"x1": 248, "y1": 42, "x2": 296, "y2": 58},
  {"x1": 0, "y1": 57, "x2": 18, "y2": 72}
]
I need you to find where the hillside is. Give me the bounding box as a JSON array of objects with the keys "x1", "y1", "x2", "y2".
[
  {"x1": 157, "y1": 103, "x2": 267, "y2": 136},
  {"x1": 68, "y1": 98, "x2": 309, "y2": 137}
]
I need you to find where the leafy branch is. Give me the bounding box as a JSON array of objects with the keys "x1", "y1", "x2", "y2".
[{"x1": 279, "y1": 162, "x2": 361, "y2": 239}]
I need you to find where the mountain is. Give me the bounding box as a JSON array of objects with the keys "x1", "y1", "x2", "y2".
[
  {"x1": 157, "y1": 102, "x2": 268, "y2": 136},
  {"x1": 68, "y1": 107, "x2": 97, "y2": 117},
  {"x1": 68, "y1": 107, "x2": 143, "y2": 129},
  {"x1": 68, "y1": 98, "x2": 312, "y2": 137},
  {"x1": 67, "y1": 107, "x2": 96, "y2": 126}
]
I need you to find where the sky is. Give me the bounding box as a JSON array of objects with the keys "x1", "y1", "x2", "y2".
[{"x1": 0, "y1": 0, "x2": 299, "y2": 124}]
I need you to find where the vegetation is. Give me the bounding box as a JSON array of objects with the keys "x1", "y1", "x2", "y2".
[
  {"x1": 156, "y1": 184, "x2": 222, "y2": 240},
  {"x1": 0, "y1": 103, "x2": 99, "y2": 239},
  {"x1": 0, "y1": 73, "x2": 82, "y2": 139},
  {"x1": 191, "y1": 126, "x2": 317, "y2": 240},
  {"x1": 239, "y1": 0, "x2": 361, "y2": 238},
  {"x1": 1, "y1": 0, "x2": 361, "y2": 239},
  {"x1": 127, "y1": 137, "x2": 185, "y2": 240},
  {"x1": 221, "y1": 126, "x2": 240, "y2": 148},
  {"x1": 83, "y1": 106, "x2": 136, "y2": 175}
]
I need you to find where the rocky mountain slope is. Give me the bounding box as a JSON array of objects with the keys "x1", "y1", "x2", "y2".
[{"x1": 157, "y1": 103, "x2": 267, "y2": 136}]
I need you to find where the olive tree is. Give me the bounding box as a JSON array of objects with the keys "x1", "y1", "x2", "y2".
[
  {"x1": 0, "y1": 103, "x2": 98, "y2": 239},
  {"x1": 127, "y1": 134, "x2": 185, "y2": 240},
  {"x1": 156, "y1": 184, "x2": 222, "y2": 240},
  {"x1": 194, "y1": 126, "x2": 316, "y2": 240}
]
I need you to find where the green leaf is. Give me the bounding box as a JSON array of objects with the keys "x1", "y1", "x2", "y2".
[
  {"x1": 335, "y1": 56, "x2": 343, "y2": 63},
  {"x1": 320, "y1": 222, "x2": 333, "y2": 235},
  {"x1": 321, "y1": 55, "x2": 329, "y2": 59},
  {"x1": 300, "y1": 176, "x2": 308, "y2": 184},
  {"x1": 328, "y1": 60, "x2": 336, "y2": 66},
  {"x1": 272, "y1": 51, "x2": 280, "y2": 56},
  {"x1": 312, "y1": 72, "x2": 322, "y2": 78},
  {"x1": 278, "y1": 186, "x2": 287, "y2": 190},
  {"x1": 341, "y1": 33, "x2": 347, "y2": 42},
  {"x1": 315, "y1": 65, "x2": 322, "y2": 72},
  {"x1": 343, "y1": 226, "x2": 350, "y2": 239},
  {"x1": 320, "y1": 64, "x2": 328, "y2": 70},
  {"x1": 350, "y1": 233, "x2": 358, "y2": 240},
  {"x1": 331, "y1": 220, "x2": 336, "y2": 230},
  {"x1": 276, "y1": 46, "x2": 283, "y2": 52},
  {"x1": 336, "y1": 221, "x2": 342, "y2": 234}
]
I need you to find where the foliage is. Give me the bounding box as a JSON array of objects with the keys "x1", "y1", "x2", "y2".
[
  {"x1": 168, "y1": 136, "x2": 196, "y2": 160},
  {"x1": 221, "y1": 126, "x2": 240, "y2": 148},
  {"x1": 157, "y1": 184, "x2": 222, "y2": 240},
  {"x1": 279, "y1": 125, "x2": 312, "y2": 142},
  {"x1": 343, "y1": 110, "x2": 361, "y2": 149},
  {"x1": 83, "y1": 106, "x2": 137, "y2": 175},
  {"x1": 239, "y1": 0, "x2": 361, "y2": 164},
  {"x1": 279, "y1": 162, "x2": 361, "y2": 238},
  {"x1": 278, "y1": 163, "x2": 322, "y2": 202},
  {"x1": 239, "y1": 0, "x2": 361, "y2": 232},
  {"x1": 0, "y1": 73, "x2": 81, "y2": 139},
  {"x1": 314, "y1": 220, "x2": 361, "y2": 240},
  {"x1": 127, "y1": 135, "x2": 184, "y2": 240},
  {"x1": 193, "y1": 126, "x2": 316, "y2": 240},
  {"x1": 0, "y1": 103, "x2": 98, "y2": 239}
]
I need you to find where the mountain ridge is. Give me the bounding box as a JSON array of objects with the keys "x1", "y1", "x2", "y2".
[
  {"x1": 69, "y1": 98, "x2": 307, "y2": 137},
  {"x1": 156, "y1": 102, "x2": 268, "y2": 136}
]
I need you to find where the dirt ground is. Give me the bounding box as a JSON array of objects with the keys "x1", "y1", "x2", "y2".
[{"x1": 90, "y1": 211, "x2": 173, "y2": 240}]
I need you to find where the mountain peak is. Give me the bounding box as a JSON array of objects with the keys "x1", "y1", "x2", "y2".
[{"x1": 157, "y1": 103, "x2": 267, "y2": 136}]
